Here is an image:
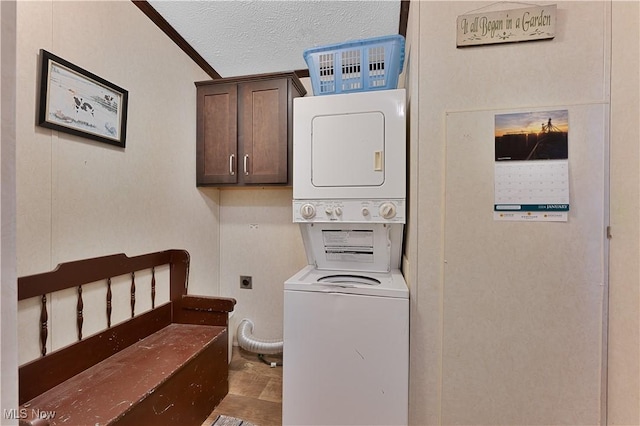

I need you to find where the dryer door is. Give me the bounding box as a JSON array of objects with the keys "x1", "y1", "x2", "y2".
[
  {"x1": 311, "y1": 112, "x2": 384, "y2": 188},
  {"x1": 293, "y1": 89, "x2": 406, "y2": 200}
]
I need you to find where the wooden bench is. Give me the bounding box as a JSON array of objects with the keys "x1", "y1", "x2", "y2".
[{"x1": 17, "y1": 249, "x2": 235, "y2": 426}]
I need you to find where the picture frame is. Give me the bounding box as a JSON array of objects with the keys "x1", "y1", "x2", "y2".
[{"x1": 38, "y1": 49, "x2": 128, "y2": 148}]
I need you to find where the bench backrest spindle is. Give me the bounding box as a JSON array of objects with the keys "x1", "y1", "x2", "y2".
[
  {"x1": 130, "y1": 271, "x2": 136, "y2": 318},
  {"x1": 106, "y1": 277, "x2": 112, "y2": 328},
  {"x1": 151, "y1": 266, "x2": 156, "y2": 309},
  {"x1": 39, "y1": 294, "x2": 48, "y2": 357},
  {"x1": 77, "y1": 285, "x2": 84, "y2": 340}
]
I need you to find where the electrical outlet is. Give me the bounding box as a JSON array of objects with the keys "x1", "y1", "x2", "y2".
[{"x1": 240, "y1": 275, "x2": 252, "y2": 289}]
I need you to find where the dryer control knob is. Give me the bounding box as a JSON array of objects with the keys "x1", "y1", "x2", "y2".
[
  {"x1": 334, "y1": 207, "x2": 343, "y2": 216},
  {"x1": 361, "y1": 207, "x2": 370, "y2": 217},
  {"x1": 379, "y1": 202, "x2": 397, "y2": 219},
  {"x1": 325, "y1": 207, "x2": 333, "y2": 216},
  {"x1": 300, "y1": 203, "x2": 316, "y2": 220}
]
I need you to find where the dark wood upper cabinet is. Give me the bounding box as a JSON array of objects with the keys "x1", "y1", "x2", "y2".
[{"x1": 196, "y1": 72, "x2": 306, "y2": 186}]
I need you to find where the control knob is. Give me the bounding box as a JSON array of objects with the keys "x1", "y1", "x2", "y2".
[
  {"x1": 379, "y1": 202, "x2": 397, "y2": 219},
  {"x1": 300, "y1": 203, "x2": 316, "y2": 220}
]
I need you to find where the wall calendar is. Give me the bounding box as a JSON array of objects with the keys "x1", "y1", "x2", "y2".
[{"x1": 494, "y1": 110, "x2": 569, "y2": 222}]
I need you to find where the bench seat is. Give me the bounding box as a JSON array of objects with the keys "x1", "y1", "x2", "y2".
[{"x1": 20, "y1": 323, "x2": 227, "y2": 426}]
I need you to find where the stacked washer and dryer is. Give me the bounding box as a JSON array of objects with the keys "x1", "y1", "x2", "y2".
[{"x1": 283, "y1": 88, "x2": 409, "y2": 425}]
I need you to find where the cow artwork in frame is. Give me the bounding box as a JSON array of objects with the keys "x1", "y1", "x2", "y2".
[{"x1": 38, "y1": 49, "x2": 128, "y2": 148}]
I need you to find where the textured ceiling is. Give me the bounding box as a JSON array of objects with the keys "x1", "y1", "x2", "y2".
[{"x1": 147, "y1": 0, "x2": 401, "y2": 78}]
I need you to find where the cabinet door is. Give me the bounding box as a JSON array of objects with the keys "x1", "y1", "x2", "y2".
[
  {"x1": 238, "y1": 79, "x2": 288, "y2": 184},
  {"x1": 197, "y1": 83, "x2": 238, "y2": 184}
]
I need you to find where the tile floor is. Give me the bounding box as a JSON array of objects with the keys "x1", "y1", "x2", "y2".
[{"x1": 203, "y1": 347, "x2": 283, "y2": 426}]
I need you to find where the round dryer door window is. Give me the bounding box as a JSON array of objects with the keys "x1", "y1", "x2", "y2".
[{"x1": 318, "y1": 275, "x2": 381, "y2": 286}]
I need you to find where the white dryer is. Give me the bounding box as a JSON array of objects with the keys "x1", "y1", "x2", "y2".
[
  {"x1": 284, "y1": 89, "x2": 409, "y2": 425},
  {"x1": 293, "y1": 88, "x2": 406, "y2": 201}
]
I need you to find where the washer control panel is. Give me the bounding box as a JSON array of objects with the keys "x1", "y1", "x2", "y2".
[{"x1": 293, "y1": 199, "x2": 406, "y2": 223}]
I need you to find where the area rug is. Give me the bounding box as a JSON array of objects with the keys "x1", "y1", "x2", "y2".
[{"x1": 212, "y1": 414, "x2": 257, "y2": 426}]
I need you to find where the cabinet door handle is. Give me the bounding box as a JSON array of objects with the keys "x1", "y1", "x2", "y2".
[
  {"x1": 243, "y1": 154, "x2": 249, "y2": 175},
  {"x1": 229, "y1": 154, "x2": 235, "y2": 176}
]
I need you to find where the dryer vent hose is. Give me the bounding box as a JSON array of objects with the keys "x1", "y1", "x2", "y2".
[{"x1": 236, "y1": 319, "x2": 283, "y2": 355}]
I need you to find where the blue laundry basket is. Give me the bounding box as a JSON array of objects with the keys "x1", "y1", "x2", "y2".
[{"x1": 303, "y1": 34, "x2": 405, "y2": 96}]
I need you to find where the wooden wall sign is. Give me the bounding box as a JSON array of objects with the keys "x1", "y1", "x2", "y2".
[{"x1": 457, "y1": 4, "x2": 556, "y2": 47}]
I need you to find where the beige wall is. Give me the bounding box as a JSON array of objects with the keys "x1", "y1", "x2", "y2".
[
  {"x1": 402, "y1": 2, "x2": 432, "y2": 424},
  {"x1": 406, "y1": 1, "x2": 639, "y2": 424},
  {"x1": 15, "y1": 1, "x2": 216, "y2": 363},
  {"x1": 1, "y1": 0, "x2": 18, "y2": 421},
  {"x1": 219, "y1": 188, "x2": 306, "y2": 343},
  {"x1": 608, "y1": 1, "x2": 640, "y2": 424}
]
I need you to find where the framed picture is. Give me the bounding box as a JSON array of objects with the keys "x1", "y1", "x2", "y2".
[{"x1": 38, "y1": 49, "x2": 128, "y2": 148}]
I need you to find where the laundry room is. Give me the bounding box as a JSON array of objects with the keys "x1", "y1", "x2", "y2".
[{"x1": 3, "y1": 1, "x2": 639, "y2": 426}]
